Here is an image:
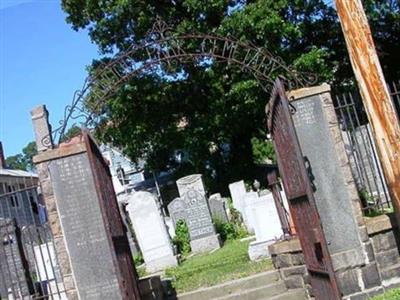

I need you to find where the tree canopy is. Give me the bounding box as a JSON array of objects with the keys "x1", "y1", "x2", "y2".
[
  {"x1": 5, "y1": 142, "x2": 38, "y2": 171},
  {"x1": 61, "y1": 0, "x2": 400, "y2": 192}
]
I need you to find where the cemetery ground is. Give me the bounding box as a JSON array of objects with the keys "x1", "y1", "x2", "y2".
[{"x1": 164, "y1": 239, "x2": 272, "y2": 293}]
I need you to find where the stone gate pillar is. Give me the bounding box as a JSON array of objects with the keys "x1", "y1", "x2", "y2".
[
  {"x1": 31, "y1": 105, "x2": 141, "y2": 300},
  {"x1": 286, "y1": 85, "x2": 381, "y2": 298},
  {"x1": 31, "y1": 105, "x2": 78, "y2": 299}
]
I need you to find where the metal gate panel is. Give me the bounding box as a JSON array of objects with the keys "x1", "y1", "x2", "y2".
[{"x1": 267, "y1": 79, "x2": 341, "y2": 300}]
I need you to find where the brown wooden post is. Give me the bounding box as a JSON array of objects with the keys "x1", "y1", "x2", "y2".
[{"x1": 335, "y1": 0, "x2": 400, "y2": 220}]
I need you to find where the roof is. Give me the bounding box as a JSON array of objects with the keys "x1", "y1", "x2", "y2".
[{"x1": 0, "y1": 169, "x2": 38, "y2": 178}]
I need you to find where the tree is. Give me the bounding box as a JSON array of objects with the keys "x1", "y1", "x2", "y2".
[
  {"x1": 61, "y1": 0, "x2": 399, "y2": 192},
  {"x1": 5, "y1": 142, "x2": 38, "y2": 171},
  {"x1": 59, "y1": 125, "x2": 83, "y2": 143},
  {"x1": 5, "y1": 154, "x2": 26, "y2": 171}
]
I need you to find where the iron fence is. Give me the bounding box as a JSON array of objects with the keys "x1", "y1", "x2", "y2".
[
  {"x1": 388, "y1": 80, "x2": 400, "y2": 120},
  {"x1": 333, "y1": 90, "x2": 392, "y2": 214},
  {"x1": 0, "y1": 182, "x2": 66, "y2": 299}
]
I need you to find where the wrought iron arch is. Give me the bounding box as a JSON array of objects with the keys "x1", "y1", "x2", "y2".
[{"x1": 46, "y1": 18, "x2": 317, "y2": 146}]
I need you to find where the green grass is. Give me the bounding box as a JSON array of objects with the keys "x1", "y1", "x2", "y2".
[
  {"x1": 371, "y1": 288, "x2": 400, "y2": 300},
  {"x1": 164, "y1": 239, "x2": 273, "y2": 293}
]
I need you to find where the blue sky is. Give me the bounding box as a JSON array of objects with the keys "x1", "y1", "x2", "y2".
[{"x1": 0, "y1": 0, "x2": 98, "y2": 157}]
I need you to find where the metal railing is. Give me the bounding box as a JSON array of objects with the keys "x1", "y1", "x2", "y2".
[
  {"x1": 388, "y1": 80, "x2": 400, "y2": 120},
  {"x1": 333, "y1": 90, "x2": 392, "y2": 214},
  {"x1": 0, "y1": 183, "x2": 66, "y2": 299}
]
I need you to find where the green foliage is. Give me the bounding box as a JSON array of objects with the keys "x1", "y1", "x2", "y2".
[
  {"x1": 5, "y1": 141, "x2": 37, "y2": 171},
  {"x1": 136, "y1": 266, "x2": 147, "y2": 278},
  {"x1": 173, "y1": 220, "x2": 191, "y2": 255},
  {"x1": 371, "y1": 287, "x2": 400, "y2": 300},
  {"x1": 133, "y1": 253, "x2": 144, "y2": 267},
  {"x1": 61, "y1": 0, "x2": 400, "y2": 190},
  {"x1": 59, "y1": 125, "x2": 82, "y2": 143},
  {"x1": 165, "y1": 239, "x2": 272, "y2": 293},
  {"x1": 214, "y1": 218, "x2": 248, "y2": 242},
  {"x1": 251, "y1": 137, "x2": 275, "y2": 164},
  {"x1": 359, "y1": 189, "x2": 376, "y2": 207}
]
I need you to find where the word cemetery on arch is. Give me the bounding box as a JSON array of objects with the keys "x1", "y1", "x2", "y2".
[{"x1": 45, "y1": 18, "x2": 317, "y2": 147}]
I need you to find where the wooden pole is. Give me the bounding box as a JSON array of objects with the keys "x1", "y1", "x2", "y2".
[{"x1": 334, "y1": 0, "x2": 400, "y2": 219}]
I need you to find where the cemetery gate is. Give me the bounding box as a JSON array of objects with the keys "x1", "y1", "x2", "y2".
[
  {"x1": 0, "y1": 180, "x2": 67, "y2": 299},
  {"x1": 267, "y1": 79, "x2": 341, "y2": 300},
  {"x1": 84, "y1": 132, "x2": 141, "y2": 299}
]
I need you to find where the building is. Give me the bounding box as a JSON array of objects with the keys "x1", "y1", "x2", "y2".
[{"x1": 0, "y1": 142, "x2": 44, "y2": 226}]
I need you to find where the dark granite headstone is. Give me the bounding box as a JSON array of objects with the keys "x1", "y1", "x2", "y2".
[
  {"x1": 291, "y1": 95, "x2": 362, "y2": 255},
  {"x1": 183, "y1": 190, "x2": 215, "y2": 240}
]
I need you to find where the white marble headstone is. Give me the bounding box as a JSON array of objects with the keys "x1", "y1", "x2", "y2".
[
  {"x1": 247, "y1": 191, "x2": 283, "y2": 261},
  {"x1": 176, "y1": 174, "x2": 206, "y2": 197},
  {"x1": 243, "y1": 192, "x2": 259, "y2": 233},
  {"x1": 253, "y1": 192, "x2": 282, "y2": 242},
  {"x1": 126, "y1": 192, "x2": 177, "y2": 272},
  {"x1": 228, "y1": 180, "x2": 246, "y2": 215}
]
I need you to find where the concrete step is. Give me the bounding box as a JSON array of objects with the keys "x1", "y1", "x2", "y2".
[
  {"x1": 268, "y1": 288, "x2": 308, "y2": 300},
  {"x1": 214, "y1": 281, "x2": 287, "y2": 300},
  {"x1": 174, "y1": 270, "x2": 281, "y2": 300}
]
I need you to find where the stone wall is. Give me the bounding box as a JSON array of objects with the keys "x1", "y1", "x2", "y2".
[
  {"x1": 366, "y1": 214, "x2": 400, "y2": 289},
  {"x1": 269, "y1": 239, "x2": 311, "y2": 298},
  {"x1": 269, "y1": 213, "x2": 400, "y2": 300}
]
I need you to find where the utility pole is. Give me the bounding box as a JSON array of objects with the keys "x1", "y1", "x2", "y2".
[{"x1": 335, "y1": 0, "x2": 400, "y2": 219}]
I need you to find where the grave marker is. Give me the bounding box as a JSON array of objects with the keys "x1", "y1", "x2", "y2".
[
  {"x1": 228, "y1": 180, "x2": 246, "y2": 215},
  {"x1": 167, "y1": 197, "x2": 187, "y2": 228},
  {"x1": 126, "y1": 191, "x2": 177, "y2": 272},
  {"x1": 208, "y1": 193, "x2": 229, "y2": 223},
  {"x1": 176, "y1": 174, "x2": 206, "y2": 197},
  {"x1": 183, "y1": 190, "x2": 221, "y2": 253},
  {"x1": 247, "y1": 192, "x2": 282, "y2": 261}
]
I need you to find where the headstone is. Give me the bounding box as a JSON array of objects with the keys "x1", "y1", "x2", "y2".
[
  {"x1": 288, "y1": 85, "x2": 364, "y2": 264},
  {"x1": 183, "y1": 190, "x2": 221, "y2": 253},
  {"x1": 176, "y1": 174, "x2": 206, "y2": 197},
  {"x1": 208, "y1": 193, "x2": 229, "y2": 223},
  {"x1": 34, "y1": 133, "x2": 141, "y2": 300},
  {"x1": 126, "y1": 192, "x2": 177, "y2": 273},
  {"x1": 247, "y1": 192, "x2": 283, "y2": 261},
  {"x1": 242, "y1": 192, "x2": 259, "y2": 233},
  {"x1": 228, "y1": 180, "x2": 246, "y2": 217},
  {"x1": 167, "y1": 197, "x2": 187, "y2": 228}
]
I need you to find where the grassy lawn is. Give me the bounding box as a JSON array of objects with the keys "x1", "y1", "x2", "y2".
[
  {"x1": 371, "y1": 288, "x2": 400, "y2": 300},
  {"x1": 164, "y1": 239, "x2": 273, "y2": 293}
]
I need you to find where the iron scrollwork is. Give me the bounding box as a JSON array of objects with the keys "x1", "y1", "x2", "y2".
[{"x1": 44, "y1": 18, "x2": 318, "y2": 146}]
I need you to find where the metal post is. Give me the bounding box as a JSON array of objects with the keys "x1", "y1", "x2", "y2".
[
  {"x1": 267, "y1": 169, "x2": 291, "y2": 239},
  {"x1": 335, "y1": 0, "x2": 400, "y2": 220}
]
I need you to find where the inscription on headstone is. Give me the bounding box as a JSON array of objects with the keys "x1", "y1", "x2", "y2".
[
  {"x1": 291, "y1": 95, "x2": 363, "y2": 255},
  {"x1": 183, "y1": 190, "x2": 215, "y2": 240}
]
